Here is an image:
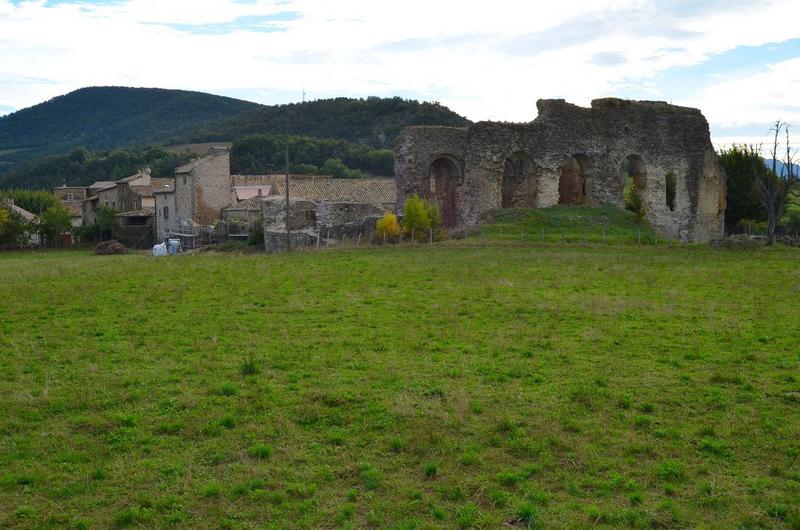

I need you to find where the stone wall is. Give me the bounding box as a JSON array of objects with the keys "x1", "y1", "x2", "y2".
[
  {"x1": 394, "y1": 98, "x2": 726, "y2": 242},
  {"x1": 194, "y1": 151, "x2": 234, "y2": 225},
  {"x1": 260, "y1": 196, "x2": 382, "y2": 252},
  {"x1": 174, "y1": 149, "x2": 233, "y2": 225}
]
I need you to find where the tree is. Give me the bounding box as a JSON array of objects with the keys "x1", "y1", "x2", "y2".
[
  {"x1": 757, "y1": 121, "x2": 797, "y2": 245},
  {"x1": 718, "y1": 144, "x2": 768, "y2": 230},
  {"x1": 402, "y1": 195, "x2": 441, "y2": 240},
  {"x1": 96, "y1": 206, "x2": 118, "y2": 241},
  {"x1": 38, "y1": 204, "x2": 72, "y2": 246},
  {"x1": 375, "y1": 212, "x2": 401, "y2": 243}
]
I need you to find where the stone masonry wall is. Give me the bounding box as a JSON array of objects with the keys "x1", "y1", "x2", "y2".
[
  {"x1": 394, "y1": 98, "x2": 726, "y2": 242},
  {"x1": 194, "y1": 151, "x2": 234, "y2": 225}
]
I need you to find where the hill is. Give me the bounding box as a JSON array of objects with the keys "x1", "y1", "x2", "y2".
[
  {"x1": 0, "y1": 87, "x2": 470, "y2": 188},
  {"x1": 0, "y1": 87, "x2": 261, "y2": 159},
  {"x1": 765, "y1": 159, "x2": 800, "y2": 177},
  {"x1": 189, "y1": 96, "x2": 472, "y2": 148}
]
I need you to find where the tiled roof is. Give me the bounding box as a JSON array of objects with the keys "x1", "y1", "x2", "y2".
[
  {"x1": 231, "y1": 175, "x2": 396, "y2": 209},
  {"x1": 119, "y1": 171, "x2": 149, "y2": 183},
  {"x1": 1, "y1": 199, "x2": 38, "y2": 222},
  {"x1": 131, "y1": 178, "x2": 174, "y2": 197},
  {"x1": 224, "y1": 196, "x2": 267, "y2": 212},
  {"x1": 175, "y1": 149, "x2": 227, "y2": 173},
  {"x1": 276, "y1": 178, "x2": 396, "y2": 208},
  {"x1": 234, "y1": 185, "x2": 272, "y2": 201},
  {"x1": 89, "y1": 181, "x2": 115, "y2": 189}
]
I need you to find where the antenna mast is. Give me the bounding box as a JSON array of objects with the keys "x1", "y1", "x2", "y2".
[{"x1": 285, "y1": 106, "x2": 291, "y2": 252}]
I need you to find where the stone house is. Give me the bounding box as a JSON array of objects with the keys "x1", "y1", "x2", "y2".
[
  {"x1": 114, "y1": 209, "x2": 155, "y2": 249},
  {"x1": 173, "y1": 147, "x2": 233, "y2": 226},
  {"x1": 82, "y1": 181, "x2": 117, "y2": 225},
  {"x1": 116, "y1": 168, "x2": 174, "y2": 213},
  {"x1": 53, "y1": 186, "x2": 87, "y2": 227},
  {"x1": 395, "y1": 98, "x2": 726, "y2": 242}
]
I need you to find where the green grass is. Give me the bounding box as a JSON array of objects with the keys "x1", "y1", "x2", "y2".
[
  {"x1": 478, "y1": 206, "x2": 660, "y2": 244},
  {"x1": 1, "y1": 232, "x2": 800, "y2": 528}
]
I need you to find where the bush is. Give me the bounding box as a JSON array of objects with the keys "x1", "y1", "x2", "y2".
[
  {"x1": 247, "y1": 223, "x2": 264, "y2": 246},
  {"x1": 375, "y1": 212, "x2": 401, "y2": 243},
  {"x1": 783, "y1": 210, "x2": 800, "y2": 234},
  {"x1": 624, "y1": 184, "x2": 645, "y2": 222},
  {"x1": 735, "y1": 218, "x2": 768, "y2": 235},
  {"x1": 93, "y1": 240, "x2": 128, "y2": 255}
]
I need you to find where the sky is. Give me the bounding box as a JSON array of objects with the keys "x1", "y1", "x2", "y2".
[{"x1": 1, "y1": 0, "x2": 800, "y2": 150}]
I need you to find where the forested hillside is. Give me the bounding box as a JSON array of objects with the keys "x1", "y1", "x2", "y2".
[
  {"x1": 191, "y1": 96, "x2": 471, "y2": 148},
  {"x1": 0, "y1": 147, "x2": 195, "y2": 189},
  {"x1": 2, "y1": 134, "x2": 394, "y2": 189},
  {"x1": 0, "y1": 87, "x2": 261, "y2": 155},
  {"x1": 0, "y1": 87, "x2": 470, "y2": 188}
]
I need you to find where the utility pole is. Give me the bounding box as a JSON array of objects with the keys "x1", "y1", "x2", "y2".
[{"x1": 285, "y1": 107, "x2": 291, "y2": 252}]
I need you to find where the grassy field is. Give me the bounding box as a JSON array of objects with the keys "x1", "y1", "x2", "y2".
[{"x1": 1, "y1": 236, "x2": 799, "y2": 528}]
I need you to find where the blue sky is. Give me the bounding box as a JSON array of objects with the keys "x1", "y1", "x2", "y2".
[{"x1": 1, "y1": 0, "x2": 800, "y2": 148}]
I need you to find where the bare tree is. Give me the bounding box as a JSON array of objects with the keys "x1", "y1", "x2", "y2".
[{"x1": 756, "y1": 121, "x2": 797, "y2": 244}]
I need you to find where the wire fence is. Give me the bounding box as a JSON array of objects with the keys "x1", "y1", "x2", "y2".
[{"x1": 266, "y1": 225, "x2": 800, "y2": 252}]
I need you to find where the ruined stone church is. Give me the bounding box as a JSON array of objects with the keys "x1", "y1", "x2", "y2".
[{"x1": 394, "y1": 98, "x2": 726, "y2": 242}]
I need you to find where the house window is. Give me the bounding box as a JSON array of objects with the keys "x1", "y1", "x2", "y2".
[
  {"x1": 66, "y1": 193, "x2": 74, "y2": 200},
  {"x1": 183, "y1": 176, "x2": 187, "y2": 186},
  {"x1": 163, "y1": 206, "x2": 169, "y2": 220}
]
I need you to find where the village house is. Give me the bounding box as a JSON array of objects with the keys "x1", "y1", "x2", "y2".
[
  {"x1": 150, "y1": 146, "x2": 396, "y2": 248},
  {"x1": 52, "y1": 185, "x2": 86, "y2": 227}
]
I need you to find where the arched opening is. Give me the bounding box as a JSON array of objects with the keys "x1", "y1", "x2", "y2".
[
  {"x1": 502, "y1": 152, "x2": 535, "y2": 208},
  {"x1": 620, "y1": 155, "x2": 647, "y2": 213},
  {"x1": 428, "y1": 156, "x2": 462, "y2": 228},
  {"x1": 558, "y1": 155, "x2": 587, "y2": 205}
]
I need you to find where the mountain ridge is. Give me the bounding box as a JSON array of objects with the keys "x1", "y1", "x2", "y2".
[{"x1": 0, "y1": 86, "x2": 471, "y2": 188}]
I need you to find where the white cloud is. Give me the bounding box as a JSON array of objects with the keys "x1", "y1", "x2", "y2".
[{"x1": 1, "y1": 0, "x2": 800, "y2": 145}]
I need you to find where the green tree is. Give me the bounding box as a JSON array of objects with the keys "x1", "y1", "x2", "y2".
[
  {"x1": 320, "y1": 158, "x2": 350, "y2": 178},
  {"x1": 38, "y1": 204, "x2": 72, "y2": 245},
  {"x1": 0, "y1": 189, "x2": 62, "y2": 215},
  {"x1": 718, "y1": 144, "x2": 768, "y2": 230},
  {"x1": 96, "y1": 206, "x2": 118, "y2": 241}
]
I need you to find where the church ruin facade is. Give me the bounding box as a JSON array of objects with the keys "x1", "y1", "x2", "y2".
[{"x1": 394, "y1": 98, "x2": 726, "y2": 242}]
